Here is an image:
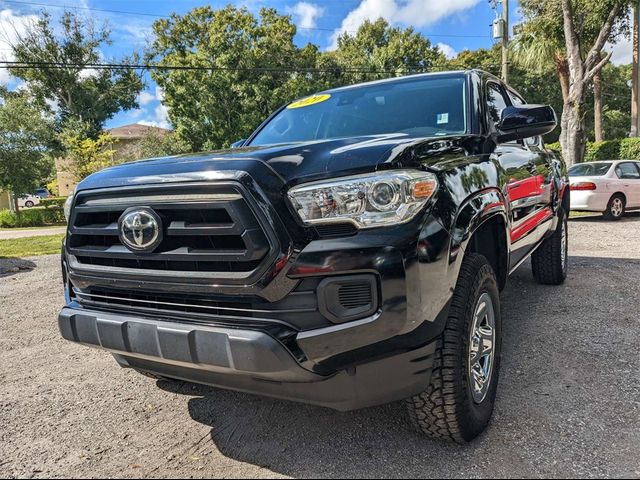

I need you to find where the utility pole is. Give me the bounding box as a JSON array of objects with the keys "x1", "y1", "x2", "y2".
[
  {"x1": 501, "y1": 0, "x2": 509, "y2": 83},
  {"x1": 632, "y1": 4, "x2": 638, "y2": 136}
]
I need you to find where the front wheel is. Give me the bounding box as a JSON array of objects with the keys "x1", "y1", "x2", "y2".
[
  {"x1": 405, "y1": 253, "x2": 501, "y2": 443},
  {"x1": 24, "y1": 201, "x2": 34, "y2": 208},
  {"x1": 531, "y1": 208, "x2": 568, "y2": 285}
]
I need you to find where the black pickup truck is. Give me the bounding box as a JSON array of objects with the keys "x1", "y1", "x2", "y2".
[{"x1": 59, "y1": 70, "x2": 569, "y2": 443}]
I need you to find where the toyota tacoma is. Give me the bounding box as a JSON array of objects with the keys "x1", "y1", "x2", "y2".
[{"x1": 59, "y1": 70, "x2": 569, "y2": 443}]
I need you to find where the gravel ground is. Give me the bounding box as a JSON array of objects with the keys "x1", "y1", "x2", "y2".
[{"x1": 1, "y1": 214, "x2": 639, "y2": 479}]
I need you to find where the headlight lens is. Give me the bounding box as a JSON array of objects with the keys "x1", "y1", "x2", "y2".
[
  {"x1": 288, "y1": 170, "x2": 438, "y2": 229},
  {"x1": 63, "y1": 191, "x2": 75, "y2": 222}
]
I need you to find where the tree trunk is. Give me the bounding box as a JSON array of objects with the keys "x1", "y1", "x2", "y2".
[
  {"x1": 12, "y1": 194, "x2": 20, "y2": 217},
  {"x1": 593, "y1": 68, "x2": 603, "y2": 142},
  {"x1": 560, "y1": 99, "x2": 587, "y2": 167},
  {"x1": 555, "y1": 54, "x2": 570, "y2": 102}
]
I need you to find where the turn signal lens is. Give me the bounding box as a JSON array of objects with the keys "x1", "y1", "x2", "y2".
[
  {"x1": 570, "y1": 182, "x2": 597, "y2": 191},
  {"x1": 412, "y1": 180, "x2": 438, "y2": 199}
]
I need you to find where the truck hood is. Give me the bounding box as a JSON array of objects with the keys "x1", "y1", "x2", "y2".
[{"x1": 76, "y1": 133, "x2": 485, "y2": 192}]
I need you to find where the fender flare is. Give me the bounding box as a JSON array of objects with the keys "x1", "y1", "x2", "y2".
[{"x1": 447, "y1": 188, "x2": 510, "y2": 285}]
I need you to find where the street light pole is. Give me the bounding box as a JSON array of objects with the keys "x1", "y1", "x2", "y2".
[{"x1": 501, "y1": 0, "x2": 509, "y2": 83}]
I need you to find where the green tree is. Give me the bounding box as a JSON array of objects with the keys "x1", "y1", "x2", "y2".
[
  {"x1": 331, "y1": 18, "x2": 447, "y2": 84},
  {"x1": 118, "y1": 130, "x2": 192, "y2": 161},
  {"x1": 148, "y1": 6, "x2": 322, "y2": 151},
  {"x1": 0, "y1": 89, "x2": 58, "y2": 212},
  {"x1": 519, "y1": 0, "x2": 630, "y2": 165},
  {"x1": 61, "y1": 132, "x2": 116, "y2": 180},
  {"x1": 7, "y1": 11, "x2": 144, "y2": 138},
  {"x1": 450, "y1": 45, "x2": 564, "y2": 142}
]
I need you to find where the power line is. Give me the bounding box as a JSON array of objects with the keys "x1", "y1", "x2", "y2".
[
  {"x1": 0, "y1": 0, "x2": 491, "y2": 38},
  {"x1": 0, "y1": 59, "x2": 499, "y2": 74}
]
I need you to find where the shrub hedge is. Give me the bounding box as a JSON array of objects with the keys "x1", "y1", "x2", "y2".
[
  {"x1": 40, "y1": 196, "x2": 67, "y2": 209},
  {"x1": 0, "y1": 208, "x2": 65, "y2": 228},
  {"x1": 545, "y1": 138, "x2": 640, "y2": 162}
]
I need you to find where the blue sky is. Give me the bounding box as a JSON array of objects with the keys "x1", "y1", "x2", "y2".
[{"x1": 0, "y1": 0, "x2": 567, "y2": 130}]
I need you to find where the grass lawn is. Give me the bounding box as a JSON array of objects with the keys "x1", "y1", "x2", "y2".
[
  {"x1": 0, "y1": 234, "x2": 65, "y2": 258},
  {"x1": 569, "y1": 211, "x2": 600, "y2": 218}
]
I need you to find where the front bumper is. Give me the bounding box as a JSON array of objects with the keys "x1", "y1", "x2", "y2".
[{"x1": 59, "y1": 307, "x2": 435, "y2": 411}]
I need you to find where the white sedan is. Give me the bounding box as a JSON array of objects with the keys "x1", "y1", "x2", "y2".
[
  {"x1": 569, "y1": 160, "x2": 640, "y2": 220},
  {"x1": 17, "y1": 194, "x2": 41, "y2": 209}
]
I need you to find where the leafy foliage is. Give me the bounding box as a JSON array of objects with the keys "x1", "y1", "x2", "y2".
[
  {"x1": 330, "y1": 18, "x2": 447, "y2": 84},
  {"x1": 117, "y1": 131, "x2": 192, "y2": 162},
  {"x1": 0, "y1": 89, "x2": 58, "y2": 197},
  {"x1": 8, "y1": 12, "x2": 144, "y2": 138},
  {"x1": 0, "y1": 208, "x2": 65, "y2": 228},
  {"x1": 148, "y1": 6, "x2": 324, "y2": 151},
  {"x1": 61, "y1": 132, "x2": 116, "y2": 180}
]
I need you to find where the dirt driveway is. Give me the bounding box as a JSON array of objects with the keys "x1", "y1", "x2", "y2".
[{"x1": 1, "y1": 214, "x2": 639, "y2": 479}]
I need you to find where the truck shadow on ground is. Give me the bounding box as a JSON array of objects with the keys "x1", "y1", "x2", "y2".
[{"x1": 155, "y1": 253, "x2": 639, "y2": 478}]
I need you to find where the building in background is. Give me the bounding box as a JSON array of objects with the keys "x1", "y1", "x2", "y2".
[
  {"x1": 0, "y1": 191, "x2": 11, "y2": 210},
  {"x1": 56, "y1": 123, "x2": 171, "y2": 197}
]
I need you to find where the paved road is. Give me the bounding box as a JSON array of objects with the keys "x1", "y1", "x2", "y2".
[
  {"x1": 0, "y1": 226, "x2": 66, "y2": 240},
  {"x1": 0, "y1": 214, "x2": 639, "y2": 478}
]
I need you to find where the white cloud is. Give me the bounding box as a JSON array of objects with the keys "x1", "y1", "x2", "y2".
[
  {"x1": 329, "y1": 0, "x2": 481, "y2": 49},
  {"x1": 0, "y1": 9, "x2": 38, "y2": 85},
  {"x1": 288, "y1": 2, "x2": 325, "y2": 30},
  {"x1": 138, "y1": 103, "x2": 170, "y2": 130},
  {"x1": 607, "y1": 36, "x2": 632, "y2": 66},
  {"x1": 137, "y1": 90, "x2": 155, "y2": 106},
  {"x1": 155, "y1": 86, "x2": 164, "y2": 101},
  {"x1": 437, "y1": 42, "x2": 457, "y2": 59}
]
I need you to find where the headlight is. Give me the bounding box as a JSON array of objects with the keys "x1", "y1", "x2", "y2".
[
  {"x1": 63, "y1": 190, "x2": 75, "y2": 222},
  {"x1": 287, "y1": 170, "x2": 438, "y2": 229}
]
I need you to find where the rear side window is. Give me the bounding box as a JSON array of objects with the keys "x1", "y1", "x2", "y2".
[
  {"x1": 615, "y1": 162, "x2": 640, "y2": 179},
  {"x1": 568, "y1": 163, "x2": 612, "y2": 176},
  {"x1": 487, "y1": 83, "x2": 508, "y2": 126}
]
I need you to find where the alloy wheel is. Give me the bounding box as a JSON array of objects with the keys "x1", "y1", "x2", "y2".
[{"x1": 468, "y1": 292, "x2": 496, "y2": 404}]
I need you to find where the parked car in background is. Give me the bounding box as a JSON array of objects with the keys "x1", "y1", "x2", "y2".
[
  {"x1": 35, "y1": 187, "x2": 50, "y2": 199},
  {"x1": 17, "y1": 194, "x2": 41, "y2": 208},
  {"x1": 569, "y1": 160, "x2": 640, "y2": 220}
]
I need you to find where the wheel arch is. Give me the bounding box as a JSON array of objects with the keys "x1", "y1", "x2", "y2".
[{"x1": 449, "y1": 188, "x2": 510, "y2": 291}]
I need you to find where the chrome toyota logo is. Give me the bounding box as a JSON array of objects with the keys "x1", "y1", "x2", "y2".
[{"x1": 118, "y1": 207, "x2": 163, "y2": 252}]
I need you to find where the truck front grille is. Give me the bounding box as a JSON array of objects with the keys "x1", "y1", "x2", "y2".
[{"x1": 66, "y1": 183, "x2": 276, "y2": 282}]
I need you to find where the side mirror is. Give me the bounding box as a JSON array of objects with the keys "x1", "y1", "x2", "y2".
[
  {"x1": 497, "y1": 104, "x2": 556, "y2": 143},
  {"x1": 230, "y1": 139, "x2": 247, "y2": 148}
]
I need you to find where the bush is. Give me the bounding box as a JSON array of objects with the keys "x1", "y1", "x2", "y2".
[
  {"x1": 40, "y1": 196, "x2": 67, "y2": 209},
  {"x1": 585, "y1": 140, "x2": 621, "y2": 161},
  {"x1": 545, "y1": 138, "x2": 640, "y2": 162},
  {"x1": 0, "y1": 208, "x2": 65, "y2": 228},
  {"x1": 618, "y1": 137, "x2": 640, "y2": 160}
]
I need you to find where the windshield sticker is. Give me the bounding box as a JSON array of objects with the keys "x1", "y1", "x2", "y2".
[
  {"x1": 437, "y1": 113, "x2": 449, "y2": 124},
  {"x1": 287, "y1": 94, "x2": 331, "y2": 109}
]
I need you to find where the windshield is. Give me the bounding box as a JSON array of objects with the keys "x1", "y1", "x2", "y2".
[
  {"x1": 249, "y1": 75, "x2": 467, "y2": 146},
  {"x1": 568, "y1": 162, "x2": 612, "y2": 177}
]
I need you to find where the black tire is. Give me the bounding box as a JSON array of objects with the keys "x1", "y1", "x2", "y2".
[
  {"x1": 405, "y1": 253, "x2": 501, "y2": 443},
  {"x1": 531, "y1": 208, "x2": 568, "y2": 285},
  {"x1": 603, "y1": 193, "x2": 625, "y2": 221},
  {"x1": 25, "y1": 201, "x2": 34, "y2": 208}
]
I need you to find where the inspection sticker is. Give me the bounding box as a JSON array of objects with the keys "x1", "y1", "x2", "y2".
[
  {"x1": 437, "y1": 113, "x2": 449, "y2": 124},
  {"x1": 287, "y1": 94, "x2": 331, "y2": 109}
]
